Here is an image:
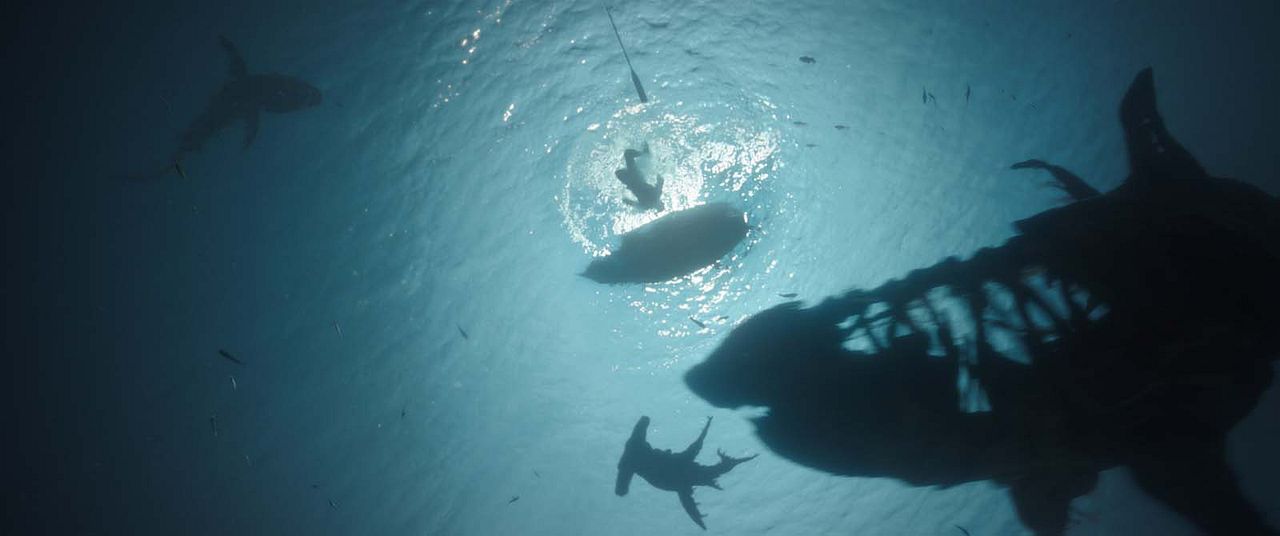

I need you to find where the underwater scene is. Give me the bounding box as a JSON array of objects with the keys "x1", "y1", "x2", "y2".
[{"x1": 10, "y1": 0, "x2": 1280, "y2": 534}]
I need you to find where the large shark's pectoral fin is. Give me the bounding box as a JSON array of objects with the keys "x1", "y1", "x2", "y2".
[
  {"x1": 678, "y1": 489, "x2": 706, "y2": 530},
  {"x1": 242, "y1": 111, "x2": 259, "y2": 150},
  {"x1": 1128, "y1": 437, "x2": 1276, "y2": 535},
  {"x1": 218, "y1": 35, "x2": 249, "y2": 79},
  {"x1": 1119, "y1": 68, "x2": 1207, "y2": 185}
]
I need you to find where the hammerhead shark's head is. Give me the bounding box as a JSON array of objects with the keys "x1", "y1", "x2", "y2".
[{"x1": 174, "y1": 35, "x2": 321, "y2": 162}]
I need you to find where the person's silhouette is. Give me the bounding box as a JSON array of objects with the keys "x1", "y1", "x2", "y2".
[
  {"x1": 615, "y1": 416, "x2": 755, "y2": 529},
  {"x1": 615, "y1": 143, "x2": 665, "y2": 210}
]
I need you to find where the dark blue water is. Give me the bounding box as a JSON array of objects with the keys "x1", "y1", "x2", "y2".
[{"x1": 10, "y1": 0, "x2": 1280, "y2": 534}]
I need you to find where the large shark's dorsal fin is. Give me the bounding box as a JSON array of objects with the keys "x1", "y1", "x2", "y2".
[
  {"x1": 1119, "y1": 68, "x2": 1207, "y2": 186},
  {"x1": 218, "y1": 35, "x2": 248, "y2": 79}
]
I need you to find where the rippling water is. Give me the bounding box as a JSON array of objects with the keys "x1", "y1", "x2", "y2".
[{"x1": 17, "y1": 0, "x2": 1280, "y2": 534}]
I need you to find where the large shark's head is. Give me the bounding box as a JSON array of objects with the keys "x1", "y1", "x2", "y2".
[
  {"x1": 258, "y1": 74, "x2": 323, "y2": 112},
  {"x1": 685, "y1": 301, "x2": 844, "y2": 409}
]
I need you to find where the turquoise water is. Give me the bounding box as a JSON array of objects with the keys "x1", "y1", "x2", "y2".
[{"x1": 14, "y1": 0, "x2": 1280, "y2": 534}]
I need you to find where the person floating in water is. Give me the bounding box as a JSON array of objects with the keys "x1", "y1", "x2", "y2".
[
  {"x1": 615, "y1": 416, "x2": 756, "y2": 529},
  {"x1": 614, "y1": 143, "x2": 664, "y2": 211}
]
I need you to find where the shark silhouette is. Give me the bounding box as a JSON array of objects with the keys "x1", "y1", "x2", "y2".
[
  {"x1": 170, "y1": 35, "x2": 321, "y2": 169},
  {"x1": 615, "y1": 416, "x2": 756, "y2": 530},
  {"x1": 685, "y1": 69, "x2": 1280, "y2": 535}
]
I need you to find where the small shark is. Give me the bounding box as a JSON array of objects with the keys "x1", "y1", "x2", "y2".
[
  {"x1": 615, "y1": 416, "x2": 756, "y2": 530},
  {"x1": 170, "y1": 35, "x2": 321, "y2": 172}
]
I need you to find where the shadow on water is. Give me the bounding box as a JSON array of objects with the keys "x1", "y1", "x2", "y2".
[{"x1": 684, "y1": 69, "x2": 1280, "y2": 535}]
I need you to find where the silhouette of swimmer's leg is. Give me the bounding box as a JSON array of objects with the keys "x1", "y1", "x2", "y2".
[
  {"x1": 680, "y1": 417, "x2": 712, "y2": 461},
  {"x1": 1119, "y1": 68, "x2": 1206, "y2": 186},
  {"x1": 1011, "y1": 159, "x2": 1101, "y2": 201},
  {"x1": 1128, "y1": 437, "x2": 1277, "y2": 535}
]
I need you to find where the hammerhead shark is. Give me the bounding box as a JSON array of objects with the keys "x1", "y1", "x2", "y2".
[
  {"x1": 615, "y1": 416, "x2": 756, "y2": 529},
  {"x1": 157, "y1": 35, "x2": 321, "y2": 178}
]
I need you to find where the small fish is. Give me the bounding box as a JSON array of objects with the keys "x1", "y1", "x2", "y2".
[
  {"x1": 332, "y1": 321, "x2": 343, "y2": 339},
  {"x1": 834, "y1": 124, "x2": 848, "y2": 130},
  {"x1": 401, "y1": 406, "x2": 406, "y2": 419},
  {"x1": 173, "y1": 161, "x2": 188, "y2": 180},
  {"x1": 792, "y1": 121, "x2": 807, "y2": 126},
  {"x1": 533, "y1": 470, "x2": 541, "y2": 478},
  {"x1": 243, "y1": 454, "x2": 251, "y2": 466},
  {"x1": 922, "y1": 87, "x2": 928, "y2": 104},
  {"x1": 218, "y1": 349, "x2": 245, "y2": 365},
  {"x1": 799, "y1": 56, "x2": 815, "y2": 64},
  {"x1": 689, "y1": 316, "x2": 707, "y2": 329},
  {"x1": 507, "y1": 496, "x2": 520, "y2": 504},
  {"x1": 928, "y1": 92, "x2": 937, "y2": 104},
  {"x1": 311, "y1": 483, "x2": 321, "y2": 489},
  {"x1": 955, "y1": 526, "x2": 971, "y2": 536},
  {"x1": 457, "y1": 324, "x2": 469, "y2": 340},
  {"x1": 965, "y1": 84, "x2": 971, "y2": 103},
  {"x1": 778, "y1": 292, "x2": 798, "y2": 298},
  {"x1": 712, "y1": 315, "x2": 729, "y2": 322},
  {"x1": 229, "y1": 375, "x2": 238, "y2": 390},
  {"x1": 804, "y1": 143, "x2": 818, "y2": 148},
  {"x1": 328, "y1": 499, "x2": 337, "y2": 509},
  {"x1": 209, "y1": 415, "x2": 219, "y2": 437}
]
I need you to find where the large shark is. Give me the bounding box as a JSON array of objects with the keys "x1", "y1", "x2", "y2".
[
  {"x1": 580, "y1": 203, "x2": 749, "y2": 284},
  {"x1": 170, "y1": 35, "x2": 321, "y2": 169},
  {"x1": 685, "y1": 69, "x2": 1280, "y2": 535}
]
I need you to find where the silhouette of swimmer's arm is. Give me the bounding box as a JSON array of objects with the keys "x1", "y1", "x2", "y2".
[{"x1": 1011, "y1": 159, "x2": 1101, "y2": 201}]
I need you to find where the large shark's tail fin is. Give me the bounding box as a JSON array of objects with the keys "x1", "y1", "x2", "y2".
[
  {"x1": 1119, "y1": 68, "x2": 1207, "y2": 186},
  {"x1": 218, "y1": 34, "x2": 248, "y2": 79}
]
